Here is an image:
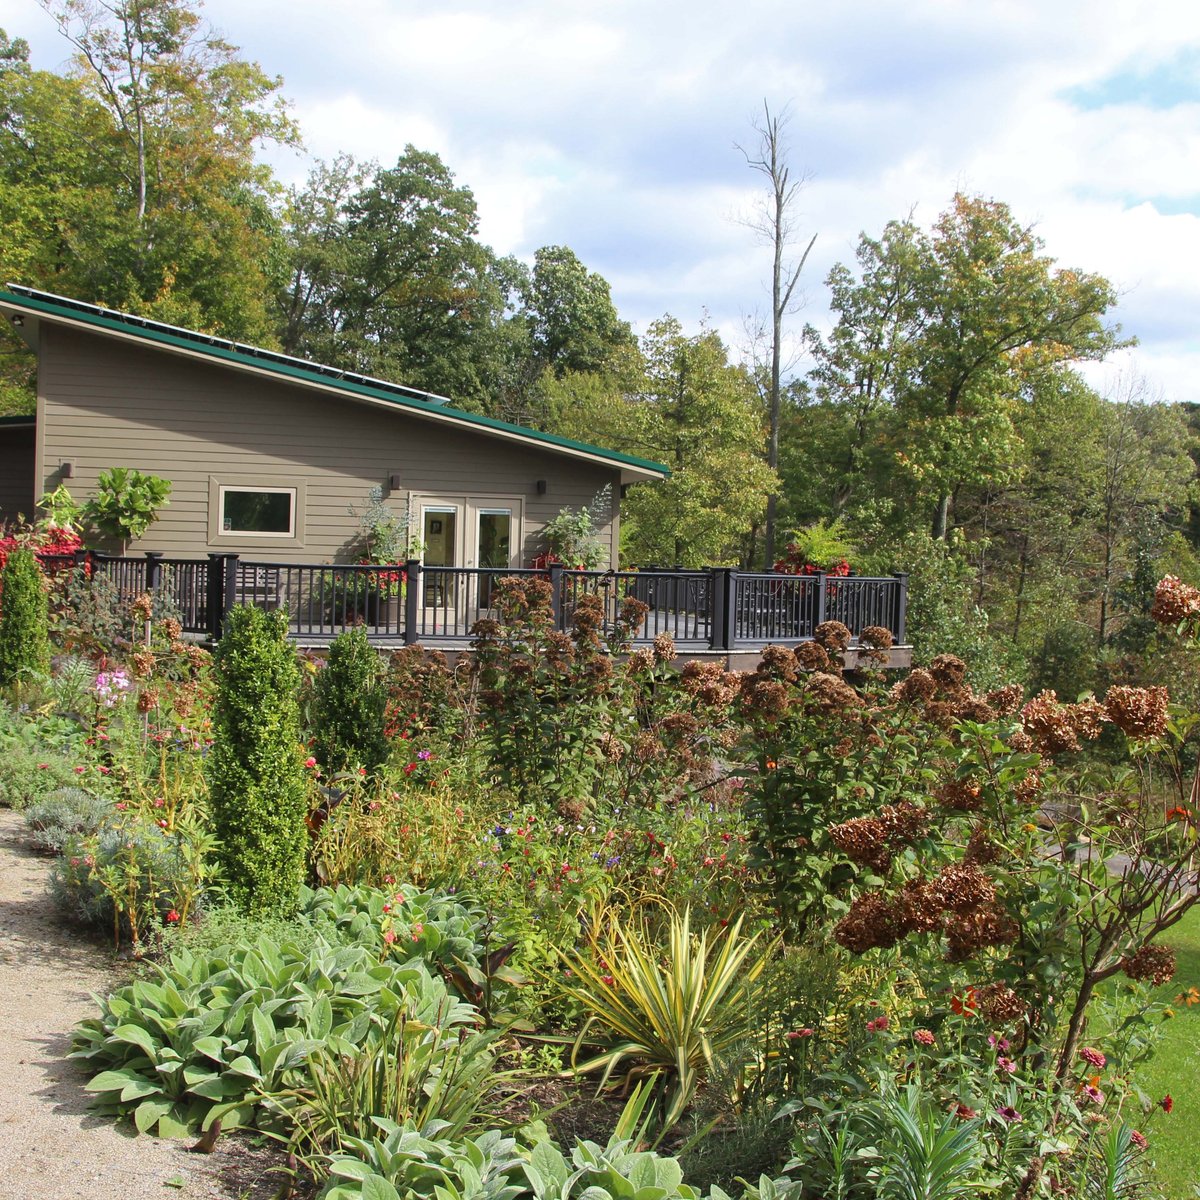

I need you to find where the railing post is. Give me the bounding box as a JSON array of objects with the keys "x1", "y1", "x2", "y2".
[
  {"x1": 709, "y1": 567, "x2": 737, "y2": 650},
  {"x1": 894, "y1": 572, "x2": 909, "y2": 644},
  {"x1": 549, "y1": 563, "x2": 565, "y2": 630},
  {"x1": 205, "y1": 553, "x2": 223, "y2": 641},
  {"x1": 403, "y1": 559, "x2": 422, "y2": 645},
  {"x1": 144, "y1": 551, "x2": 163, "y2": 594},
  {"x1": 817, "y1": 572, "x2": 828, "y2": 630}
]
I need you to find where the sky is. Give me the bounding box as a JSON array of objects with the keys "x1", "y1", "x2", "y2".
[{"x1": 4, "y1": 0, "x2": 1200, "y2": 401}]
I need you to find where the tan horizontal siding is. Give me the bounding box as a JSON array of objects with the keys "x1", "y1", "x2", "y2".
[{"x1": 39, "y1": 326, "x2": 620, "y2": 564}]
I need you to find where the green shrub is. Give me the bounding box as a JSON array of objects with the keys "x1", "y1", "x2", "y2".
[
  {"x1": 206, "y1": 605, "x2": 308, "y2": 913},
  {"x1": 83, "y1": 466, "x2": 171, "y2": 543},
  {"x1": 0, "y1": 546, "x2": 51, "y2": 687},
  {"x1": 311, "y1": 626, "x2": 390, "y2": 775},
  {"x1": 0, "y1": 743, "x2": 80, "y2": 809},
  {"x1": 25, "y1": 786, "x2": 112, "y2": 852}
]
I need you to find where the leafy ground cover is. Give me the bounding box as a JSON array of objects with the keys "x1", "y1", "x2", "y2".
[{"x1": 5, "y1": 553, "x2": 1200, "y2": 1199}]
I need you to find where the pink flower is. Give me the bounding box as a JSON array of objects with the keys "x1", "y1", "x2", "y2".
[
  {"x1": 304, "y1": 756, "x2": 317, "y2": 769},
  {"x1": 987, "y1": 1035, "x2": 1010, "y2": 1052},
  {"x1": 1079, "y1": 1047, "x2": 1106, "y2": 1070},
  {"x1": 37, "y1": 763, "x2": 49, "y2": 770},
  {"x1": 74, "y1": 766, "x2": 85, "y2": 774},
  {"x1": 996, "y1": 1106, "x2": 1023, "y2": 1123},
  {"x1": 997, "y1": 1057, "x2": 1017, "y2": 1074},
  {"x1": 1130, "y1": 1130, "x2": 1148, "y2": 1150},
  {"x1": 383, "y1": 930, "x2": 397, "y2": 944},
  {"x1": 914, "y1": 1029, "x2": 936, "y2": 1046},
  {"x1": 785, "y1": 1028, "x2": 815, "y2": 1040},
  {"x1": 1081, "y1": 1084, "x2": 1105, "y2": 1105}
]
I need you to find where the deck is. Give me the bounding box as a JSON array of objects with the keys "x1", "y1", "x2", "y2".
[{"x1": 43, "y1": 552, "x2": 909, "y2": 656}]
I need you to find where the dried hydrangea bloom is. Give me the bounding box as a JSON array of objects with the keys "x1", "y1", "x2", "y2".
[
  {"x1": 618, "y1": 595, "x2": 649, "y2": 635},
  {"x1": 572, "y1": 593, "x2": 605, "y2": 635},
  {"x1": 557, "y1": 797, "x2": 587, "y2": 823},
  {"x1": 1021, "y1": 690, "x2": 1081, "y2": 754},
  {"x1": 660, "y1": 711, "x2": 699, "y2": 739},
  {"x1": 627, "y1": 647, "x2": 655, "y2": 673},
  {"x1": 1103, "y1": 685, "x2": 1170, "y2": 740},
  {"x1": 878, "y1": 799, "x2": 931, "y2": 845},
  {"x1": 1070, "y1": 698, "x2": 1109, "y2": 741},
  {"x1": 955, "y1": 695, "x2": 997, "y2": 723},
  {"x1": 986, "y1": 683, "x2": 1024, "y2": 717},
  {"x1": 795, "y1": 641, "x2": 833, "y2": 673},
  {"x1": 964, "y1": 824, "x2": 1003, "y2": 866},
  {"x1": 936, "y1": 776, "x2": 984, "y2": 812},
  {"x1": 131, "y1": 591, "x2": 154, "y2": 622},
  {"x1": 160, "y1": 617, "x2": 183, "y2": 641},
  {"x1": 1120, "y1": 943, "x2": 1176, "y2": 986},
  {"x1": 652, "y1": 632, "x2": 678, "y2": 663},
  {"x1": 804, "y1": 671, "x2": 862, "y2": 713},
  {"x1": 757, "y1": 643, "x2": 799, "y2": 681},
  {"x1": 632, "y1": 731, "x2": 665, "y2": 763},
  {"x1": 1151, "y1": 575, "x2": 1200, "y2": 625},
  {"x1": 834, "y1": 891, "x2": 906, "y2": 953},
  {"x1": 860, "y1": 625, "x2": 894, "y2": 650},
  {"x1": 677, "y1": 660, "x2": 740, "y2": 705},
  {"x1": 944, "y1": 905, "x2": 1019, "y2": 961},
  {"x1": 891, "y1": 668, "x2": 937, "y2": 704},
  {"x1": 929, "y1": 654, "x2": 968, "y2": 690},
  {"x1": 814, "y1": 620, "x2": 852, "y2": 653},
  {"x1": 828, "y1": 816, "x2": 892, "y2": 872},
  {"x1": 893, "y1": 878, "x2": 943, "y2": 935},
  {"x1": 136, "y1": 686, "x2": 158, "y2": 714},
  {"x1": 977, "y1": 982, "x2": 1026, "y2": 1024},
  {"x1": 932, "y1": 863, "x2": 997, "y2": 914},
  {"x1": 741, "y1": 676, "x2": 790, "y2": 720},
  {"x1": 598, "y1": 732, "x2": 625, "y2": 761},
  {"x1": 129, "y1": 648, "x2": 156, "y2": 678}
]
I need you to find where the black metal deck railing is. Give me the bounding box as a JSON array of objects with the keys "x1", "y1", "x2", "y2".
[{"x1": 43, "y1": 551, "x2": 908, "y2": 651}]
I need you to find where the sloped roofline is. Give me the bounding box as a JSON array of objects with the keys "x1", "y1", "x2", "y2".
[{"x1": 0, "y1": 284, "x2": 670, "y2": 483}]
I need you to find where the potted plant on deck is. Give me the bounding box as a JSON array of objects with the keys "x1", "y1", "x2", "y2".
[{"x1": 348, "y1": 487, "x2": 416, "y2": 626}]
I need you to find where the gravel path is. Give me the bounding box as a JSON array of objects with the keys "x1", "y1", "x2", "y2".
[{"x1": 0, "y1": 809, "x2": 261, "y2": 1199}]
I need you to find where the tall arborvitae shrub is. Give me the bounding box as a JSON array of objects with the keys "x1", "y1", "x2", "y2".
[
  {"x1": 311, "y1": 625, "x2": 390, "y2": 775},
  {"x1": 0, "y1": 547, "x2": 51, "y2": 687},
  {"x1": 206, "y1": 606, "x2": 308, "y2": 913}
]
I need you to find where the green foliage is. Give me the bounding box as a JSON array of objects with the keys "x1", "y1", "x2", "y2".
[
  {"x1": 0, "y1": 733, "x2": 79, "y2": 808},
  {"x1": 0, "y1": 545, "x2": 51, "y2": 686},
  {"x1": 558, "y1": 906, "x2": 773, "y2": 1136},
  {"x1": 542, "y1": 485, "x2": 613, "y2": 569},
  {"x1": 83, "y1": 466, "x2": 172, "y2": 543},
  {"x1": 206, "y1": 605, "x2": 308, "y2": 913},
  {"x1": 72, "y1": 902, "x2": 480, "y2": 1138},
  {"x1": 24, "y1": 785, "x2": 111, "y2": 852},
  {"x1": 312, "y1": 627, "x2": 390, "y2": 775}
]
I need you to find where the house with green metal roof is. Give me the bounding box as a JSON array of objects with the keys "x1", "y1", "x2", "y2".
[{"x1": 0, "y1": 285, "x2": 668, "y2": 571}]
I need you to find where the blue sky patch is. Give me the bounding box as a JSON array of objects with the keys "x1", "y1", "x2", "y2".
[{"x1": 1066, "y1": 48, "x2": 1200, "y2": 111}]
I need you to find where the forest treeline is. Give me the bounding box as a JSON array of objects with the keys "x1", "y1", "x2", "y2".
[{"x1": 2, "y1": 2, "x2": 1197, "y2": 698}]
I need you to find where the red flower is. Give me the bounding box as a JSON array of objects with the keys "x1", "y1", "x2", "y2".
[
  {"x1": 304, "y1": 756, "x2": 317, "y2": 769},
  {"x1": 1162, "y1": 1094, "x2": 1174, "y2": 1114},
  {"x1": 949, "y1": 987, "x2": 978, "y2": 1016},
  {"x1": 165, "y1": 910, "x2": 180, "y2": 924}
]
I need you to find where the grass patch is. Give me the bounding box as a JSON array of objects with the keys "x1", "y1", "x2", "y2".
[{"x1": 1133, "y1": 906, "x2": 1200, "y2": 1199}]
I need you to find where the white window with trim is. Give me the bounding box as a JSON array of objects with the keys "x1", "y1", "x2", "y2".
[{"x1": 208, "y1": 478, "x2": 306, "y2": 546}]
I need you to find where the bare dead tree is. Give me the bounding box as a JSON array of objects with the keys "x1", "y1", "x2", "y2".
[{"x1": 737, "y1": 101, "x2": 817, "y2": 567}]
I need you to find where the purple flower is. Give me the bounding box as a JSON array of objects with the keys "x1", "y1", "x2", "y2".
[
  {"x1": 417, "y1": 749, "x2": 432, "y2": 761},
  {"x1": 996, "y1": 1106, "x2": 1023, "y2": 1123}
]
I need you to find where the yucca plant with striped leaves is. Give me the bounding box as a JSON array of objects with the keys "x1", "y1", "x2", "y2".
[{"x1": 557, "y1": 904, "x2": 774, "y2": 1135}]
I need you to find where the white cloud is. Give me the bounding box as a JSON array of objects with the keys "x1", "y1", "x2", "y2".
[{"x1": 2, "y1": 0, "x2": 1199, "y2": 399}]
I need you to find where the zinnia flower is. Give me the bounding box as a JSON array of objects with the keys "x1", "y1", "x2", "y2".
[
  {"x1": 914, "y1": 1029, "x2": 936, "y2": 1046},
  {"x1": 1130, "y1": 1130, "x2": 1148, "y2": 1150},
  {"x1": 1079, "y1": 1047, "x2": 1106, "y2": 1070},
  {"x1": 997, "y1": 1057, "x2": 1017, "y2": 1074}
]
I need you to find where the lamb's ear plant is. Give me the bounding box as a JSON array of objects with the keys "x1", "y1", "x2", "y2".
[{"x1": 557, "y1": 904, "x2": 773, "y2": 1137}]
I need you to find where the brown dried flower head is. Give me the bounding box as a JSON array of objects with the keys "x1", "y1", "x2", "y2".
[
  {"x1": 741, "y1": 676, "x2": 790, "y2": 720},
  {"x1": 893, "y1": 878, "x2": 944, "y2": 935},
  {"x1": 955, "y1": 695, "x2": 997, "y2": 723},
  {"x1": 878, "y1": 799, "x2": 931, "y2": 846},
  {"x1": 1103, "y1": 685, "x2": 1170, "y2": 740},
  {"x1": 932, "y1": 863, "x2": 997, "y2": 914},
  {"x1": 159, "y1": 617, "x2": 183, "y2": 641},
  {"x1": 986, "y1": 683, "x2": 1024, "y2": 717},
  {"x1": 944, "y1": 905, "x2": 1019, "y2": 962},
  {"x1": 804, "y1": 671, "x2": 862, "y2": 714},
  {"x1": 936, "y1": 777, "x2": 984, "y2": 812},
  {"x1": 136, "y1": 687, "x2": 158, "y2": 714},
  {"x1": 129, "y1": 648, "x2": 156, "y2": 678},
  {"x1": 653, "y1": 632, "x2": 678, "y2": 663},
  {"x1": 828, "y1": 816, "x2": 892, "y2": 873},
  {"x1": 1151, "y1": 575, "x2": 1200, "y2": 625},
  {"x1": 758, "y1": 644, "x2": 798, "y2": 682},
  {"x1": 929, "y1": 654, "x2": 968, "y2": 691},
  {"x1": 131, "y1": 592, "x2": 154, "y2": 622},
  {"x1": 860, "y1": 625, "x2": 894, "y2": 651},
  {"x1": 557, "y1": 797, "x2": 587, "y2": 823},
  {"x1": 814, "y1": 620, "x2": 852, "y2": 653},
  {"x1": 1021, "y1": 690, "x2": 1080, "y2": 755},
  {"x1": 964, "y1": 824, "x2": 1003, "y2": 866},
  {"x1": 834, "y1": 891, "x2": 906, "y2": 953},
  {"x1": 618, "y1": 595, "x2": 650, "y2": 635},
  {"x1": 976, "y1": 982, "x2": 1027, "y2": 1024},
  {"x1": 892, "y1": 668, "x2": 937, "y2": 705},
  {"x1": 627, "y1": 647, "x2": 655, "y2": 673},
  {"x1": 598, "y1": 732, "x2": 625, "y2": 762},
  {"x1": 795, "y1": 641, "x2": 832, "y2": 673},
  {"x1": 1070, "y1": 698, "x2": 1109, "y2": 742},
  {"x1": 1120, "y1": 944, "x2": 1176, "y2": 986}
]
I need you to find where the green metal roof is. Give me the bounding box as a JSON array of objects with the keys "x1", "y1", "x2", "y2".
[{"x1": 0, "y1": 285, "x2": 670, "y2": 481}]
